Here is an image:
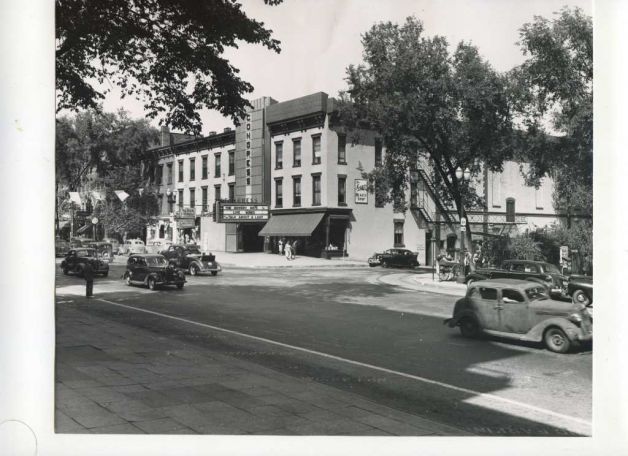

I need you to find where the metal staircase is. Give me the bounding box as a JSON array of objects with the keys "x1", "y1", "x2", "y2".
[{"x1": 414, "y1": 167, "x2": 458, "y2": 229}]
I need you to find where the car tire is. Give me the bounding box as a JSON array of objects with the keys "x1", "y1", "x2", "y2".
[
  {"x1": 147, "y1": 277, "x2": 156, "y2": 291},
  {"x1": 459, "y1": 317, "x2": 480, "y2": 338},
  {"x1": 211, "y1": 271, "x2": 218, "y2": 276},
  {"x1": 125, "y1": 274, "x2": 132, "y2": 286},
  {"x1": 176, "y1": 283, "x2": 184, "y2": 289},
  {"x1": 572, "y1": 289, "x2": 590, "y2": 306},
  {"x1": 544, "y1": 327, "x2": 571, "y2": 353},
  {"x1": 189, "y1": 265, "x2": 198, "y2": 276},
  {"x1": 381, "y1": 261, "x2": 389, "y2": 268}
]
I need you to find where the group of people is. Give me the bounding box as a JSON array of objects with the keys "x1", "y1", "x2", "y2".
[{"x1": 277, "y1": 238, "x2": 299, "y2": 260}]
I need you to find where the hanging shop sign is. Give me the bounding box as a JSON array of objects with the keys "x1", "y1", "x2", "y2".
[
  {"x1": 355, "y1": 179, "x2": 368, "y2": 204},
  {"x1": 216, "y1": 202, "x2": 269, "y2": 223}
]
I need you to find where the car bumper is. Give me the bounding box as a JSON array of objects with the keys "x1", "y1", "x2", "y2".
[
  {"x1": 368, "y1": 259, "x2": 381, "y2": 266},
  {"x1": 198, "y1": 263, "x2": 221, "y2": 273}
]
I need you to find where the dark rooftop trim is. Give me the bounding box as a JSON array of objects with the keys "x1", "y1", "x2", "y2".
[{"x1": 142, "y1": 131, "x2": 236, "y2": 160}]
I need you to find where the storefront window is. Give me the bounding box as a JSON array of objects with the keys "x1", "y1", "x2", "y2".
[{"x1": 394, "y1": 221, "x2": 404, "y2": 247}]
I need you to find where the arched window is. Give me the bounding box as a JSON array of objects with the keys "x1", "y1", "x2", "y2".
[{"x1": 506, "y1": 198, "x2": 516, "y2": 222}]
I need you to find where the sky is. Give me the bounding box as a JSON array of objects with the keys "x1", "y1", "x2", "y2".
[{"x1": 100, "y1": 0, "x2": 592, "y2": 136}]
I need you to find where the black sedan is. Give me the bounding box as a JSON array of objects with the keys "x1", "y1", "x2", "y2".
[
  {"x1": 123, "y1": 254, "x2": 186, "y2": 290},
  {"x1": 61, "y1": 248, "x2": 109, "y2": 277},
  {"x1": 368, "y1": 248, "x2": 420, "y2": 268}
]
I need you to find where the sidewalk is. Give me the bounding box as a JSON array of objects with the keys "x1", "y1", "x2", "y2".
[
  {"x1": 376, "y1": 272, "x2": 467, "y2": 297},
  {"x1": 108, "y1": 252, "x2": 367, "y2": 269},
  {"x1": 55, "y1": 299, "x2": 470, "y2": 435}
]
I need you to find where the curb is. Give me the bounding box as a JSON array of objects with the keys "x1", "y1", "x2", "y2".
[{"x1": 218, "y1": 262, "x2": 369, "y2": 269}]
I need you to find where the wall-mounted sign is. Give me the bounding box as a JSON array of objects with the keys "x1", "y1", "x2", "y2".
[
  {"x1": 216, "y1": 202, "x2": 269, "y2": 223},
  {"x1": 177, "y1": 207, "x2": 195, "y2": 218},
  {"x1": 355, "y1": 179, "x2": 368, "y2": 204}
]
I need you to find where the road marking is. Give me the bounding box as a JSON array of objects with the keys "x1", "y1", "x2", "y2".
[{"x1": 94, "y1": 297, "x2": 591, "y2": 433}]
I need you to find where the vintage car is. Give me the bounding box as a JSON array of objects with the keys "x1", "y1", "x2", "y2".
[
  {"x1": 160, "y1": 244, "x2": 222, "y2": 276},
  {"x1": 118, "y1": 239, "x2": 147, "y2": 255},
  {"x1": 368, "y1": 248, "x2": 420, "y2": 269},
  {"x1": 123, "y1": 254, "x2": 186, "y2": 290},
  {"x1": 444, "y1": 279, "x2": 592, "y2": 353},
  {"x1": 83, "y1": 241, "x2": 114, "y2": 263},
  {"x1": 464, "y1": 259, "x2": 567, "y2": 297},
  {"x1": 146, "y1": 239, "x2": 174, "y2": 254},
  {"x1": 102, "y1": 237, "x2": 121, "y2": 255},
  {"x1": 60, "y1": 248, "x2": 110, "y2": 277},
  {"x1": 567, "y1": 275, "x2": 593, "y2": 307},
  {"x1": 55, "y1": 239, "x2": 71, "y2": 257}
]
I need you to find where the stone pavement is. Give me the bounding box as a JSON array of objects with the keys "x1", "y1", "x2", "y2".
[{"x1": 55, "y1": 298, "x2": 471, "y2": 436}]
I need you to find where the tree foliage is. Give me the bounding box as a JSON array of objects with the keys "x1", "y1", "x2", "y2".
[
  {"x1": 56, "y1": 110, "x2": 160, "y2": 238},
  {"x1": 56, "y1": 0, "x2": 283, "y2": 135},
  {"x1": 510, "y1": 7, "x2": 592, "y2": 216},
  {"x1": 337, "y1": 17, "x2": 513, "y2": 229}
]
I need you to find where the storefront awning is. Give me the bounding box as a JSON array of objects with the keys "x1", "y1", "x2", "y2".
[{"x1": 258, "y1": 213, "x2": 325, "y2": 237}]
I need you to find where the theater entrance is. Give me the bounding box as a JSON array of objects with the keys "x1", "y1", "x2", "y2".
[{"x1": 239, "y1": 223, "x2": 265, "y2": 252}]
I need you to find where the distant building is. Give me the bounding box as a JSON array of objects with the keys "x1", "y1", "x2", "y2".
[{"x1": 142, "y1": 92, "x2": 578, "y2": 262}]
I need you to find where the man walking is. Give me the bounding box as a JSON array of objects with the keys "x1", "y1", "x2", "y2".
[
  {"x1": 83, "y1": 261, "x2": 95, "y2": 298},
  {"x1": 291, "y1": 239, "x2": 298, "y2": 259}
]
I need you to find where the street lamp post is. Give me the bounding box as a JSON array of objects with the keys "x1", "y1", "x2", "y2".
[{"x1": 455, "y1": 166, "x2": 471, "y2": 283}]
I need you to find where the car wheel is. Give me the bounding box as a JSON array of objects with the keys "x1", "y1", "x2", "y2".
[
  {"x1": 572, "y1": 290, "x2": 590, "y2": 306},
  {"x1": 459, "y1": 317, "x2": 480, "y2": 338},
  {"x1": 125, "y1": 274, "x2": 132, "y2": 286},
  {"x1": 381, "y1": 261, "x2": 389, "y2": 268},
  {"x1": 189, "y1": 265, "x2": 198, "y2": 276},
  {"x1": 211, "y1": 271, "x2": 218, "y2": 276},
  {"x1": 176, "y1": 283, "x2": 184, "y2": 289},
  {"x1": 544, "y1": 327, "x2": 571, "y2": 353},
  {"x1": 147, "y1": 277, "x2": 156, "y2": 290}
]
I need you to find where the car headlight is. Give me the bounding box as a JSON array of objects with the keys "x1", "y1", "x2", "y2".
[{"x1": 568, "y1": 313, "x2": 582, "y2": 325}]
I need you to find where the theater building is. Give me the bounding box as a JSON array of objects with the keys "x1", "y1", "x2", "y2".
[{"x1": 144, "y1": 91, "x2": 565, "y2": 263}]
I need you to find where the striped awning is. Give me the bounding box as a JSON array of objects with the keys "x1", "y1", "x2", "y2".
[{"x1": 258, "y1": 213, "x2": 324, "y2": 237}]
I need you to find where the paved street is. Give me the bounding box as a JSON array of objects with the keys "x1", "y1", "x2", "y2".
[{"x1": 55, "y1": 262, "x2": 592, "y2": 436}]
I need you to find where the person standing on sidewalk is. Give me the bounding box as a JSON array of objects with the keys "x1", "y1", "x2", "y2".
[
  {"x1": 278, "y1": 238, "x2": 283, "y2": 256},
  {"x1": 83, "y1": 261, "x2": 95, "y2": 298},
  {"x1": 284, "y1": 241, "x2": 292, "y2": 261},
  {"x1": 291, "y1": 239, "x2": 298, "y2": 260}
]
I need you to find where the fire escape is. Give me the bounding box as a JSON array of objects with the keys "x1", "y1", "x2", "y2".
[{"x1": 410, "y1": 166, "x2": 459, "y2": 231}]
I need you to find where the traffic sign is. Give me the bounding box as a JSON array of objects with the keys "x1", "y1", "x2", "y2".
[{"x1": 461, "y1": 217, "x2": 467, "y2": 226}]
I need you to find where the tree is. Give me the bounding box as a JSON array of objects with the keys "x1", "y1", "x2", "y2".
[
  {"x1": 55, "y1": 109, "x2": 160, "y2": 237},
  {"x1": 56, "y1": 0, "x2": 283, "y2": 135},
  {"x1": 338, "y1": 17, "x2": 513, "y2": 243},
  {"x1": 510, "y1": 7, "x2": 592, "y2": 217}
]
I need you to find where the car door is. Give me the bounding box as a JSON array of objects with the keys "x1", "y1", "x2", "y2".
[
  {"x1": 473, "y1": 286, "x2": 501, "y2": 331},
  {"x1": 135, "y1": 257, "x2": 149, "y2": 282},
  {"x1": 497, "y1": 288, "x2": 530, "y2": 334}
]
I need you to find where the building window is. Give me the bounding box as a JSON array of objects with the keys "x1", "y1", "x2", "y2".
[
  {"x1": 178, "y1": 189, "x2": 184, "y2": 209},
  {"x1": 178, "y1": 160, "x2": 184, "y2": 182},
  {"x1": 228, "y1": 183, "x2": 235, "y2": 201},
  {"x1": 338, "y1": 176, "x2": 346, "y2": 206},
  {"x1": 228, "y1": 150, "x2": 235, "y2": 176},
  {"x1": 375, "y1": 139, "x2": 383, "y2": 166},
  {"x1": 338, "y1": 133, "x2": 346, "y2": 164},
  {"x1": 293, "y1": 177, "x2": 301, "y2": 207},
  {"x1": 167, "y1": 163, "x2": 173, "y2": 184},
  {"x1": 394, "y1": 221, "x2": 404, "y2": 247},
  {"x1": 189, "y1": 188, "x2": 195, "y2": 211},
  {"x1": 312, "y1": 135, "x2": 321, "y2": 165},
  {"x1": 214, "y1": 154, "x2": 221, "y2": 178},
  {"x1": 506, "y1": 198, "x2": 516, "y2": 222},
  {"x1": 214, "y1": 185, "x2": 221, "y2": 203},
  {"x1": 312, "y1": 174, "x2": 321, "y2": 206},
  {"x1": 275, "y1": 141, "x2": 283, "y2": 169},
  {"x1": 202, "y1": 186, "x2": 208, "y2": 212},
  {"x1": 275, "y1": 179, "x2": 283, "y2": 208},
  {"x1": 157, "y1": 165, "x2": 163, "y2": 185},
  {"x1": 293, "y1": 138, "x2": 301, "y2": 167},
  {"x1": 491, "y1": 172, "x2": 502, "y2": 208},
  {"x1": 168, "y1": 193, "x2": 174, "y2": 213},
  {"x1": 202, "y1": 155, "x2": 208, "y2": 179},
  {"x1": 189, "y1": 158, "x2": 195, "y2": 181}
]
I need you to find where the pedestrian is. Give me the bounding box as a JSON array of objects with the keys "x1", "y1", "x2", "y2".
[
  {"x1": 83, "y1": 261, "x2": 95, "y2": 298},
  {"x1": 284, "y1": 241, "x2": 292, "y2": 261},
  {"x1": 291, "y1": 239, "x2": 298, "y2": 259},
  {"x1": 278, "y1": 238, "x2": 283, "y2": 255}
]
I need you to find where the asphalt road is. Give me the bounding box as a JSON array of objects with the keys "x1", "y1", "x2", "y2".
[{"x1": 55, "y1": 264, "x2": 592, "y2": 436}]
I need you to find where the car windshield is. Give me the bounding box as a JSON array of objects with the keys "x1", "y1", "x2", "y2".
[
  {"x1": 543, "y1": 263, "x2": 561, "y2": 274},
  {"x1": 145, "y1": 256, "x2": 168, "y2": 267},
  {"x1": 76, "y1": 249, "x2": 95, "y2": 257},
  {"x1": 186, "y1": 247, "x2": 201, "y2": 254},
  {"x1": 525, "y1": 286, "x2": 549, "y2": 301}
]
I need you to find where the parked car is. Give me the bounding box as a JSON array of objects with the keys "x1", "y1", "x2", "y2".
[
  {"x1": 567, "y1": 275, "x2": 593, "y2": 307},
  {"x1": 368, "y1": 249, "x2": 419, "y2": 268},
  {"x1": 60, "y1": 248, "x2": 109, "y2": 277},
  {"x1": 118, "y1": 239, "x2": 147, "y2": 255},
  {"x1": 102, "y1": 237, "x2": 121, "y2": 254},
  {"x1": 444, "y1": 279, "x2": 592, "y2": 353},
  {"x1": 123, "y1": 254, "x2": 186, "y2": 290},
  {"x1": 160, "y1": 244, "x2": 222, "y2": 276},
  {"x1": 83, "y1": 241, "x2": 114, "y2": 263},
  {"x1": 465, "y1": 259, "x2": 567, "y2": 297}
]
